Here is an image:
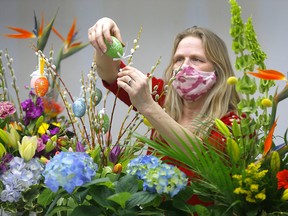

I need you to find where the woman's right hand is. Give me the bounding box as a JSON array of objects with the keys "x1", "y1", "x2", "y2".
[{"x1": 88, "y1": 17, "x2": 123, "y2": 55}]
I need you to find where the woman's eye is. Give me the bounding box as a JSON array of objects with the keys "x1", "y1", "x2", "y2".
[{"x1": 191, "y1": 58, "x2": 203, "y2": 62}]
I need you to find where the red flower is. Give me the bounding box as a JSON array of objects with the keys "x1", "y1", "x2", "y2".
[{"x1": 276, "y1": 169, "x2": 288, "y2": 189}]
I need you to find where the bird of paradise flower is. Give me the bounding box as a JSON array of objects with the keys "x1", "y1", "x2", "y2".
[{"x1": 3, "y1": 11, "x2": 56, "y2": 51}]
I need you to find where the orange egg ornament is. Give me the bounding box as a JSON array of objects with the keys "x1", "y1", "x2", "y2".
[{"x1": 35, "y1": 76, "x2": 49, "y2": 97}]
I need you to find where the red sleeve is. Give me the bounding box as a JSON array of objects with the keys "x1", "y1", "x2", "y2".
[{"x1": 102, "y1": 61, "x2": 165, "y2": 108}]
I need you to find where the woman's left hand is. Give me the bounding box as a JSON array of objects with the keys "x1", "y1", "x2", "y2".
[{"x1": 117, "y1": 66, "x2": 154, "y2": 113}]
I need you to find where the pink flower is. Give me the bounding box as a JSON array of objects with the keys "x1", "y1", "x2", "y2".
[{"x1": 0, "y1": 101, "x2": 16, "y2": 119}]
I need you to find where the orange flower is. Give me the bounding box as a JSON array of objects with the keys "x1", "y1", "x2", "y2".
[
  {"x1": 52, "y1": 18, "x2": 82, "y2": 50},
  {"x1": 277, "y1": 169, "x2": 288, "y2": 190},
  {"x1": 247, "y1": 69, "x2": 286, "y2": 81},
  {"x1": 3, "y1": 12, "x2": 57, "y2": 51},
  {"x1": 263, "y1": 118, "x2": 278, "y2": 156},
  {"x1": 43, "y1": 98, "x2": 64, "y2": 118}
]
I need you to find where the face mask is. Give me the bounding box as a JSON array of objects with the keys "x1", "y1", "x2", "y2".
[{"x1": 172, "y1": 65, "x2": 216, "y2": 101}]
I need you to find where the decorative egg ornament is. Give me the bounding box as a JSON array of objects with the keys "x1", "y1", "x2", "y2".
[
  {"x1": 30, "y1": 70, "x2": 41, "y2": 90},
  {"x1": 95, "y1": 87, "x2": 102, "y2": 105},
  {"x1": 97, "y1": 110, "x2": 110, "y2": 134},
  {"x1": 105, "y1": 36, "x2": 124, "y2": 58},
  {"x1": 72, "y1": 98, "x2": 86, "y2": 118},
  {"x1": 34, "y1": 76, "x2": 49, "y2": 97}
]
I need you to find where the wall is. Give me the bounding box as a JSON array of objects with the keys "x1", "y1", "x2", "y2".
[{"x1": 0, "y1": 0, "x2": 287, "y2": 144}]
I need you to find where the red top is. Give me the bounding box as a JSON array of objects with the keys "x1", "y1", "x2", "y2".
[{"x1": 102, "y1": 63, "x2": 241, "y2": 207}]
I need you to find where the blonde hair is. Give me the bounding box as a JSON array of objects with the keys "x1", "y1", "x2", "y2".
[{"x1": 161, "y1": 26, "x2": 240, "y2": 136}]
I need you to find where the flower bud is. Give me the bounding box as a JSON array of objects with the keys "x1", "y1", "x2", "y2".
[
  {"x1": 113, "y1": 163, "x2": 122, "y2": 174},
  {"x1": 282, "y1": 189, "x2": 288, "y2": 201},
  {"x1": 215, "y1": 118, "x2": 231, "y2": 137},
  {"x1": 270, "y1": 151, "x2": 280, "y2": 175},
  {"x1": 40, "y1": 156, "x2": 49, "y2": 164},
  {"x1": 76, "y1": 141, "x2": 85, "y2": 152},
  {"x1": 261, "y1": 98, "x2": 273, "y2": 107},
  {"x1": 109, "y1": 145, "x2": 121, "y2": 163},
  {"x1": 227, "y1": 76, "x2": 238, "y2": 85},
  {"x1": 18, "y1": 136, "x2": 38, "y2": 161},
  {"x1": 226, "y1": 137, "x2": 240, "y2": 163},
  {"x1": 142, "y1": 116, "x2": 152, "y2": 128},
  {"x1": 0, "y1": 142, "x2": 7, "y2": 159}
]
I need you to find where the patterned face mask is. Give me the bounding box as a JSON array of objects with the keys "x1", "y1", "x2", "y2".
[{"x1": 172, "y1": 65, "x2": 216, "y2": 101}]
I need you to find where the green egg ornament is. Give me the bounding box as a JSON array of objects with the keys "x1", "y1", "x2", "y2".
[
  {"x1": 105, "y1": 36, "x2": 124, "y2": 58},
  {"x1": 95, "y1": 87, "x2": 102, "y2": 106}
]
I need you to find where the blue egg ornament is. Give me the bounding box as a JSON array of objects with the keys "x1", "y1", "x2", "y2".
[
  {"x1": 72, "y1": 98, "x2": 86, "y2": 118},
  {"x1": 105, "y1": 36, "x2": 124, "y2": 58}
]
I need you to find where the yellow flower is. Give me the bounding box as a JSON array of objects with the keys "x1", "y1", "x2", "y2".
[
  {"x1": 250, "y1": 184, "x2": 259, "y2": 192},
  {"x1": 18, "y1": 136, "x2": 38, "y2": 161},
  {"x1": 261, "y1": 98, "x2": 272, "y2": 107},
  {"x1": 227, "y1": 76, "x2": 238, "y2": 85},
  {"x1": 38, "y1": 122, "x2": 49, "y2": 135},
  {"x1": 255, "y1": 192, "x2": 266, "y2": 201}
]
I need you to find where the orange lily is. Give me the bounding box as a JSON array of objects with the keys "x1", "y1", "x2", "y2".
[
  {"x1": 247, "y1": 69, "x2": 286, "y2": 81},
  {"x1": 263, "y1": 117, "x2": 278, "y2": 157}
]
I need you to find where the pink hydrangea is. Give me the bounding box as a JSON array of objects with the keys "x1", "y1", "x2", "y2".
[{"x1": 0, "y1": 101, "x2": 16, "y2": 119}]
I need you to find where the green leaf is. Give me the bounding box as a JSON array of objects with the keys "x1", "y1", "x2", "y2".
[
  {"x1": 61, "y1": 42, "x2": 89, "y2": 60},
  {"x1": 70, "y1": 206, "x2": 103, "y2": 216},
  {"x1": 37, "y1": 10, "x2": 58, "y2": 51},
  {"x1": 107, "y1": 192, "x2": 132, "y2": 208},
  {"x1": 126, "y1": 191, "x2": 158, "y2": 209},
  {"x1": 35, "y1": 115, "x2": 44, "y2": 130},
  {"x1": 116, "y1": 174, "x2": 138, "y2": 194},
  {"x1": 89, "y1": 185, "x2": 117, "y2": 210}
]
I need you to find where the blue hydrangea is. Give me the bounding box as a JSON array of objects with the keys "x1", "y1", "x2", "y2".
[
  {"x1": 127, "y1": 155, "x2": 188, "y2": 197},
  {"x1": 143, "y1": 163, "x2": 188, "y2": 197},
  {"x1": 127, "y1": 155, "x2": 161, "y2": 180},
  {"x1": 0, "y1": 157, "x2": 44, "y2": 202},
  {"x1": 42, "y1": 152, "x2": 98, "y2": 193}
]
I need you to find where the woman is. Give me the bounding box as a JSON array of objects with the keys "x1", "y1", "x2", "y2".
[{"x1": 88, "y1": 17, "x2": 241, "y2": 205}]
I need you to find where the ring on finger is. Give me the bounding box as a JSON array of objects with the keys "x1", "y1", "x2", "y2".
[{"x1": 128, "y1": 78, "x2": 132, "y2": 86}]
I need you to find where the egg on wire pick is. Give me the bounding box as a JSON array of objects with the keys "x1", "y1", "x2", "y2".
[
  {"x1": 35, "y1": 76, "x2": 49, "y2": 97},
  {"x1": 105, "y1": 36, "x2": 124, "y2": 58},
  {"x1": 72, "y1": 98, "x2": 86, "y2": 118}
]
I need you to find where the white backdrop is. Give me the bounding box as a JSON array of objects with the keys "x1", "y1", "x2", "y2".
[{"x1": 0, "y1": 0, "x2": 288, "y2": 144}]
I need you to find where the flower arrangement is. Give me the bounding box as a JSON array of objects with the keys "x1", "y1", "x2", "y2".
[
  {"x1": 135, "y1": 0, "x2": 288, "y2": 215},
  {"x1": 0, "y1": 11, "x2": 190, "y2": 216}
]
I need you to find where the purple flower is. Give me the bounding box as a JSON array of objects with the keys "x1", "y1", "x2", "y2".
[
  {"x1": 109, "y1": 145, "x2": 121, "y2": 163},
  {"x1": 0, "y1": 101, "x2": 16, "y2": 119},
  {"x1": 0, "y1": 153, "x2": 13, "y2": 174},
  {"x1": 41, "y1": 134, "x2": 50, "y2": 143},
  {"x1": 37, "y1": 138, "x2": 46, "y2": 152},
  {"x1": 49, "y1": 126, "x2": 60, "y2": 135},
  {"x1": 21, "y1": 97, "x2": 44, "y2": 125},
  {"x1": 76, "y1": 141, "x2": 85, "y2": 152}
]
